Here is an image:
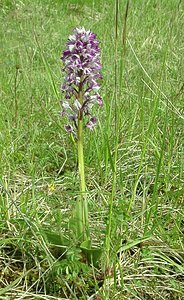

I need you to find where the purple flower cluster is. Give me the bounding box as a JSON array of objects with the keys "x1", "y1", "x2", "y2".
[{"x1": 61, "y1": 27, "x2": 102, "y2": 133}]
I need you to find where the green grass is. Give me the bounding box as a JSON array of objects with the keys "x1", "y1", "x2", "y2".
[{"x1": 0, "y1": 0, "x2": 184, "y2": 299}]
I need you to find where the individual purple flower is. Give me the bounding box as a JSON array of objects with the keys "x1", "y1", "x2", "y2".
[
  {"x1": 85, "y1": 116, "x2": 97, "y2": 130},
  {"x1": 64, "y1": 124, "x2": 74, "y2": 134},
  {"x1": 60, "y1": 27, "x2": 102, "y2": 133}
]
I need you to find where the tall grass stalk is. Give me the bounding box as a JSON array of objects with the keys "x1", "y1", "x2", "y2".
[
  {"x1": 104, "y1": 0, "x2": 119, "y2": 276},
  {"x1": 14, "y1": 65, "x2": 20, "y2": 127}
]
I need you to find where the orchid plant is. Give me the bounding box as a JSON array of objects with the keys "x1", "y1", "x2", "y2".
[{"x1": 61, "y1": 27, "x2": 103, "y2": 248}]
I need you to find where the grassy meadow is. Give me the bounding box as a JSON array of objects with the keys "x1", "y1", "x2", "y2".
[{"x1": 0, "y1": 0, "x2": 184, "y2": 299}]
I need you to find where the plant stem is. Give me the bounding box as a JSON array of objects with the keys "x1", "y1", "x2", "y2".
[{"x1": 77, "y1": 113, "x2": 90, "y2": 242}]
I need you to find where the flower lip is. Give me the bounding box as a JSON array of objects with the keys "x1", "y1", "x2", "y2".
[
  {"x1": 64, "y1": 124, "x2": 74, "y2": 133},
  {"x1": 85, "y1": 116, "x2": 97, "y2": 130}
]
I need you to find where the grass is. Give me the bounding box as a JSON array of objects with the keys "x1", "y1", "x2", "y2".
[{"x1": 0, "y1": 0, "x2": 184, "y2": 299}]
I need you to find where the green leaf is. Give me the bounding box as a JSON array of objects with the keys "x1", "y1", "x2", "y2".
[
  {"x1": 41, "y1": 229, "x2": 70, "y2": 249},
  {"x1": 119, "y1": 236, "x2": 151, "y2": 252},
  {"x1": 80, "y1": 240, "x2": 103, "y2": 266},
  {"x1": 69, "y1": 197, "x2": 84, "y2": 242},
  {"x1": 40, "y1": 229, "x2": 70, "y2": 258}
]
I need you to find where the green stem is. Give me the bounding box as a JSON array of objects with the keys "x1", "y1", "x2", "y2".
[{"x1": 77, "y1": 114, "x2": 90, "y2": 242}]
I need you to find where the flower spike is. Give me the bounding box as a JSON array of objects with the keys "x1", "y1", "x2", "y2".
[{"x1": 61, "y1": 27, "x2": 102, "y2": 132}]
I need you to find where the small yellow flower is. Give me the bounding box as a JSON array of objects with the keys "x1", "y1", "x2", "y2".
[{"x1": 47, "y1": 183, "x2": 56, "y2": 193}]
